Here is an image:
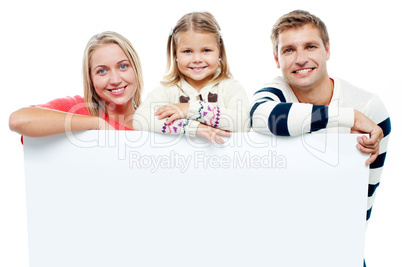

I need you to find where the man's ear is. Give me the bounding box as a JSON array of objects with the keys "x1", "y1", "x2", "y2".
[
  {"x1": 273, "y1": 52, "x2": 280, "y2": 69},
  {"x1": 325, "y1": 42, "x2": 330, "y2": 60}
]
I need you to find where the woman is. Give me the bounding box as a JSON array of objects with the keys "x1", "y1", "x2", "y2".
[{"x1": 9, "y1": 31, "x2": 143, "y2": 137}]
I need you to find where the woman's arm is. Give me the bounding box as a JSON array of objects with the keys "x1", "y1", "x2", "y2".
[{"x1": 9, "y1": 107, "x2": 112, "y2": 137}]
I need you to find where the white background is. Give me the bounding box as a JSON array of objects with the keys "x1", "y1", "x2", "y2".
[{"x1": 0, "y1": 0, "x2": 400, "y2": 266}]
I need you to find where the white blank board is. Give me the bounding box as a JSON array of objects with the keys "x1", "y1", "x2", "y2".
[{"x1": 24, "y1": 131, "x2": 368, "y2": 267}]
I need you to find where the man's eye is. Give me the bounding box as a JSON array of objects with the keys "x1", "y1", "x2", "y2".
[{"x1": 284, "y1": 49, "x2": 293, "y2": 53}]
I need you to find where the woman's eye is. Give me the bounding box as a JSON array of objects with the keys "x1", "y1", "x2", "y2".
[
  {"x1": 97, "y1": 69, "x2": 106, "y2": 74},
  {"x1": 120, "y1": 64, "x2": 129, "y2": 70}
]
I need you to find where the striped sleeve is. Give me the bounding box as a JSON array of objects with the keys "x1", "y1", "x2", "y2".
[
  {"x1": 250, "y1": 87, "x2": 354, "y2": 136},
  {"x1": 364, "y1": 95, "x2": 391, "y2": 222}
]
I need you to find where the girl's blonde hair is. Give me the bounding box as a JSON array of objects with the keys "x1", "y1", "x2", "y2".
[
  {"x1": 83, "y1": 31, "x2": 143, "y2": 116},
  {"x1": 162, "y1": 11, "x2": 231, "y2": 87}
]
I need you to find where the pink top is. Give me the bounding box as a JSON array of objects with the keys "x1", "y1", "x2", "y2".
[{"x1": 35, "y1": 95, "x2": 133, "y2": 131}]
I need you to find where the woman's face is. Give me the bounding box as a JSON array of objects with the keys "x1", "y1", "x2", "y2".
[{"x1": 90, "y1": 43, "x2": 137, "y2": 113}]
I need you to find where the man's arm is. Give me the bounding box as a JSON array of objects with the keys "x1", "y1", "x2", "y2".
[
  {"x1": 250, "y1": 85, "x2": 385, "y2": 165},
  {"x1": 250, "y1": 86, "x2": 354, "y2": 135}
]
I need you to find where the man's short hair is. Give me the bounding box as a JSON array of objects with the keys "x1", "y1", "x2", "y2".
[{"x1": 271, "y1": 10, "x2": 329, "y2": 55}]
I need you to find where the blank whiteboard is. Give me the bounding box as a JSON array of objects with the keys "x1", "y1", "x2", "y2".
[{"x1": 24, "y1": 131, "x2": 368, "y2": 267}]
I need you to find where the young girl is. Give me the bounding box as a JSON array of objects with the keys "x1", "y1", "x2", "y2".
[
  {"x1": 9, "y1": 31, "x2": 143, "y2": 137},
  {"x1": 133, "y1": 12, "x2": 250, "y2": 144}
]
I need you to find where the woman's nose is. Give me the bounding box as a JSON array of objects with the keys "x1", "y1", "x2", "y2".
[{"x1": 109, "y1": 69, "x2": 122, "y2": 85}]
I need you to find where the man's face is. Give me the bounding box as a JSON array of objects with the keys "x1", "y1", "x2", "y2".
[{"x1": 274, "y1": 24, "x2": 330, "y2": 94}]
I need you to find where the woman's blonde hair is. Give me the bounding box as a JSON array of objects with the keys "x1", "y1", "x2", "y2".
[
  {"x1": 162, "y1": 11, "x2": 231, "y2": 87},
  {"x1": 83, "y1": 31, "x2": 143, "y2": 116}
]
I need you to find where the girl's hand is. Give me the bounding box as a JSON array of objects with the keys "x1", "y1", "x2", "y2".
[
  {"x1": 352, "y1": 110, "x2": 383, "y2": 165},
  {"x1": 196, "y1": 123, "x2": 231, "y2": 144},
  {"x1": 155, "y1": 103, "x2": 189, "y2": 124}
]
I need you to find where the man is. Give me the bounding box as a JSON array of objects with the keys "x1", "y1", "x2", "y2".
[{"x1": 250, "y1": 10, "x2": 391, "y2": 266}]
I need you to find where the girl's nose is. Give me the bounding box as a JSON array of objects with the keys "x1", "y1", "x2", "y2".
[{"x1": 192, "y1": 53, "x2": 203, "y2": 63}]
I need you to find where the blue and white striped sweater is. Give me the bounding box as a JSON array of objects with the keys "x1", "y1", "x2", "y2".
[{"x1": 250, "y1": 76, "x2": 391, "y2": 222}]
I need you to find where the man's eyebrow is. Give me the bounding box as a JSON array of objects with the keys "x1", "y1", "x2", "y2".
[
  {"x1": 305, "y1": 41, "x2": 321, "y2": 46},
  {"x1": 280, "y1": 44, "x2": 294, "y2": 52}
]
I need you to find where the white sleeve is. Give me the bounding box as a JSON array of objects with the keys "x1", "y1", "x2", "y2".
[
  {"x1": 187, "y1": 80, "x2": 250, "y2": 132},
  {"x1": 133, "y1": 86, "x2": 200, "y2": 136}
]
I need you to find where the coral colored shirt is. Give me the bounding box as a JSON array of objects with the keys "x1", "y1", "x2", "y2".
[
  {"x1": 35, "y1": 95, "x2": 133, "y2": 131},
  {"x1": 21, "y1": 95, "x2": 134, "y2": 144}
]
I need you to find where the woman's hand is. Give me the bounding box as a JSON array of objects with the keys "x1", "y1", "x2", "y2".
[
  {"x1": 196, "y1": 123, "x2": 231, "y2": 144},
  {"x1": 155, "y1": 103, "x2": 189, "y2": 125},
  {"x1": 95, "y1": 117, "x2": 116, "y2": 130},
  {"x1": 352, "y1": 110, "x2": 384, "y2": 165}
]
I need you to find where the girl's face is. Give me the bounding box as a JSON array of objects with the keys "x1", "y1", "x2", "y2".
[
  {"x1": 176, "y1": 31, "x2": 220, "y2": 91},
  {"x1": 90, "y1": 43, "x2": 137, "y2": 113}
]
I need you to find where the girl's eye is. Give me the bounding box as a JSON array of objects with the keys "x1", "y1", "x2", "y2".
[
  {"x1": 183, "y1": 50, "x2": 191, "y2": 54},
  {"x1": 203, "y1": 49, "x2": 211, "y2": 53}
]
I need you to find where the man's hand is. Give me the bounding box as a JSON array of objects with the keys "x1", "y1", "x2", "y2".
[{"x1": 351, "y1": 110, "x2": 383, "y2": 165}]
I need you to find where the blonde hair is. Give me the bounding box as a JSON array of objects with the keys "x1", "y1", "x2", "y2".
[
  {"x1": 83, "y1": 31, "x2": 143, "y2": 116},
  {"x1": 162, "y1": 11, "x2": 231, "y2": 87},
  {"x1": 271, "y1": 10, "x2": 330, "y2": 55}
]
